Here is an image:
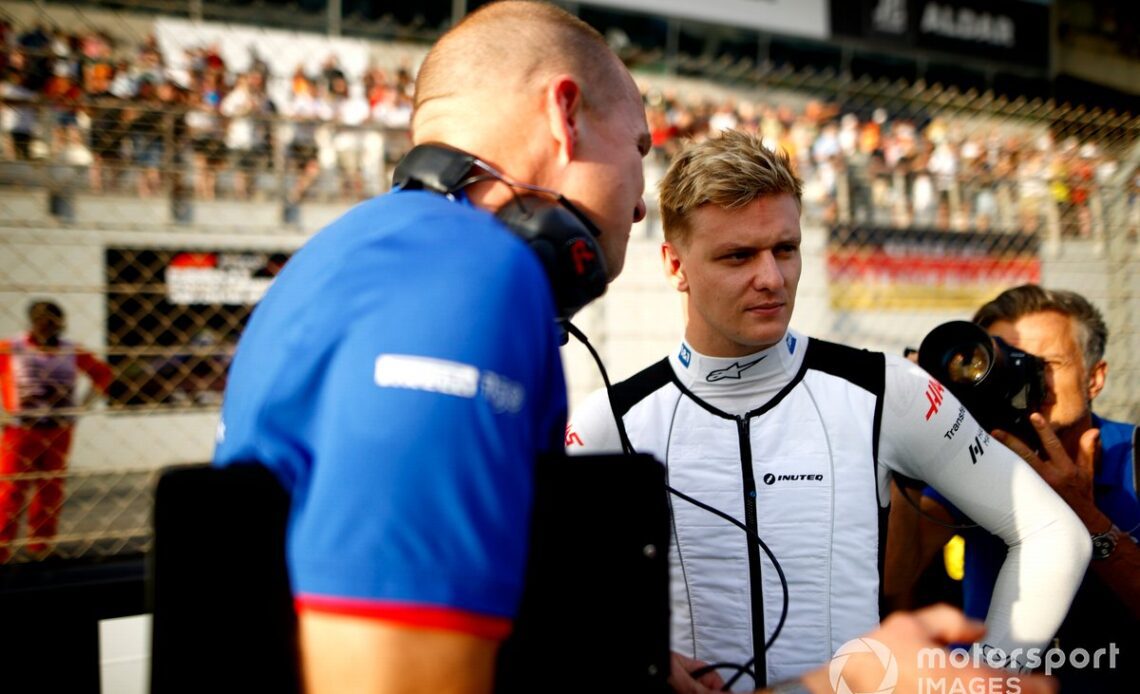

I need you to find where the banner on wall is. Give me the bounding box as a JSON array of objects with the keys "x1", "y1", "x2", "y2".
[
  {"x1": 827, "y1": 226, "x2": 1040, "y2": 311},
  {"x1": 580, "y1": 0, "x2": 829, "y2": 39},
  {"x1": 829, "y1": 0, "x2": 1050, "y2": 69},
  {"x1": 105, "y1": 248, "x2": 292, "y2": 407}
]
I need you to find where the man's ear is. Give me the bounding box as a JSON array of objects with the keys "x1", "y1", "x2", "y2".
[
  {"x1": 545, "y1": 75, "x2": 582, "y2": 166},
  {"x1": 661, "y1": 242, "x2": 688, "y2": 292},
  {"x1": 1087, "y1": 358, "x2": 1108, "y2": 402}
]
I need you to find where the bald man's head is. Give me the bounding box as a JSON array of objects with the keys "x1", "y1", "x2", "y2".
[{"x1": 413, "y1": 1, "x2": 636, "y2": 140}]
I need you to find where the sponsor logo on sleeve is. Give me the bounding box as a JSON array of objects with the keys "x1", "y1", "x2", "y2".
[
  {"x1": 943, "y1": 406, "x2": 966, "y2": 441},
  {"x1": 565, "y1": 424, "x2": 583, "y2": 448},
  {"x1": 968, "y1": 431, "x2": 991, "y2": 464},
  {"x1": 480, "y1": 371, "x2": 526, "y2": 413},
  {"x1": 924, "y1": 379, "x2": 945, "y2": 421},
  {"x1": 678, "y1": 343, "x2": 692, "y2": 368},
  {"x1": 706, "y1": 356, "x2": 766, "y2": 383},
  {"x1": 374, "y1": 354, "x2": 525, "y2": 413}
]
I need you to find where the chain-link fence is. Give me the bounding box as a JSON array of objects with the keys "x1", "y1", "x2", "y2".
[{"x1": 2, "y1": 2, "x2": 1139, "y2": 566}]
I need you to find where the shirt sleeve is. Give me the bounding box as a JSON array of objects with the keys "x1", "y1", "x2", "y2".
[
  {"x1": 565, "y1": 387, "x2": 624, "y2": 455},
  {"x1": 0, "y1": 343, "x2": 13, "y2": 412},
  {"x1": 76, "y1": 349, "x2": 113, "y2": 393},
  {"x1": 284, "y1": 245, "x2": 566, "y2": 640},
  {"x1": 878, "y1": 354, "x2": 1091, "y2": 667}
]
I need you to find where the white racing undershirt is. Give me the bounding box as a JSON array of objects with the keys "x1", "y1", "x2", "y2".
[{"x1": 568, "y1": 330, "x2": 1091, "y2": 671}]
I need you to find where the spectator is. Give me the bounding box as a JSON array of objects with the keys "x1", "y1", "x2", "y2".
[
  {"x1": 0, "y1": 301, "x2": 112, "y2": 562},
  {"x1": 1, "y1": 69, "x2": 37, "y2": 160},
  {"x1": 284, "y1": 74, "x2": 327, "y2": 204},
  {"x1": 126, "y1": 76, "x2": 167, "y2": 197},
  {"x1": 220, "y1": 72, "x2": 276, "y2": 199},
  {"x1": 186, "y1": 87, "x2": 227, "y2": 200},
  {"x1": 328, "y1": 75, "x2": 368, "y2": 199}
]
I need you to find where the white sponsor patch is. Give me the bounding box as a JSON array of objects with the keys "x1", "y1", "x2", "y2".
[
  {"x1": 374, "y1": 354, "x2": 525, "y2": 413},
  {"x1": 374, "y1": 355, "x2": 479, "y2": 398},
  {"x1": 480, "y1": 371, "x2": 525, "y2": 414}
]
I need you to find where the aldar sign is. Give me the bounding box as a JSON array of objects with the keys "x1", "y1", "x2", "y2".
[{"x1": 831, "y1": 0, "x2": 1049, "y2": 69}]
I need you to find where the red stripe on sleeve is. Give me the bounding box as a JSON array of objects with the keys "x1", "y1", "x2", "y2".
[
  {"x1": 295, "y1": 595, "x2": 513, "y2": 640},
  {"x1": 0, "y1": 343, "x2": 16, "y2": 412}
]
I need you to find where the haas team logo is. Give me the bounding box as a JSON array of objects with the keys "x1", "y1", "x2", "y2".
[
  {"x1": 564, "y1": 424, "x2": 583, "y2": 448},
  {"x1": 923, "y1": 380, "x2": 945, "y2": 421}
]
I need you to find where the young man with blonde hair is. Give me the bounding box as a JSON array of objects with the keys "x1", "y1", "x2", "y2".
[{"x1": 568, "y1": 129, "x2": 1091, "y2": 691}]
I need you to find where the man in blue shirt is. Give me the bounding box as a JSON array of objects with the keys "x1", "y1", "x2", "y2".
[
  {"x1": 214, "y1": 2, "x2": 650, "y2": 692},
  {"x1": 212, "y1": 4, "x2": 1067, "y2": 692},
  {"x1": 887, "y1": 284, "x2": 1140, "y2": 689}
]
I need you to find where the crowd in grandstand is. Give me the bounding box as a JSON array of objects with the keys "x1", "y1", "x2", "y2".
[
  {"x1": 1, "y1": 16, "x2": 1136, "y2": 239},
  {"x1": 0, "y1": 18, "x2": 415, "y2": 202}
]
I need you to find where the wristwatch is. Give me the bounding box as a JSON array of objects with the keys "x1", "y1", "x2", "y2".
[{"x1": 1091, "y1": 524, "x2": 1122, "y2": 560}]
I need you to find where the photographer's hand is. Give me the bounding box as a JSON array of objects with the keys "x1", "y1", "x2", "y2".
[
  {"x1": 995, "y1": 413, "x2": 1140, "y2": 620},
  {"x1": 992, "y1": 413, "x2": 1104, "y2": 529}
]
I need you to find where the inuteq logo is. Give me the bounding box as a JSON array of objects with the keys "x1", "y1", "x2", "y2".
[
  {"x1": 830, "y1": 637, "x2": 898, "y2": 694},
  {"x1": 763, "y1": 473, "x2": 823, "y2": 485}
]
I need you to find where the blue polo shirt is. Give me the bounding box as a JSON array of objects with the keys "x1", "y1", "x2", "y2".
[{"x1": 214, "y1": 190, "x2": 567, "y2": 637}]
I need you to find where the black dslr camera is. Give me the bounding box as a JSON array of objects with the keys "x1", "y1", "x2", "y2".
[{"x1": 917, "y1": 321, "x2": 1047, "y2": 451}]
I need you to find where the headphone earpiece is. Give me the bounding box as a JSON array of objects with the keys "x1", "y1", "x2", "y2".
[
  {"x1": 393, "y1": 144, "x2": 608, "y2": 322},
  {"x1": 494, "y1": 196, "x2": 608, "y2": 323}
]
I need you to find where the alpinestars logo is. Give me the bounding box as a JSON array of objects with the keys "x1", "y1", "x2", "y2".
[
  {"x1": 763, "y1": 473, "x2": 824, "y2": 485},
  {"x1": 707, "y1": 356, "x2": 766, "y2": 382}
]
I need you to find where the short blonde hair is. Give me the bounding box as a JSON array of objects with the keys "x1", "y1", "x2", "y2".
[{"x1": 658, "y1": 129, "x2": 803, "y2": 246}]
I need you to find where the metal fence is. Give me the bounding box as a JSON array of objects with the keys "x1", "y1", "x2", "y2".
[{"x1": 2, "y1": 9, "x2": 1139, "y2": 566}]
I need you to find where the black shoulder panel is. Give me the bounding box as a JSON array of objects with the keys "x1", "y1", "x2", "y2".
[
  {"x1": 610, "y1": 358, "x2": 674, "y2": 419},
  {"x1": 803, "y1": 338, "x2": 886, "y2": 398}
]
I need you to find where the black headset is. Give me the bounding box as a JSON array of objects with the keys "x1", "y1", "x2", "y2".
[{"x1": 392, "y1": 143, "x2": 609, "y2": 324}]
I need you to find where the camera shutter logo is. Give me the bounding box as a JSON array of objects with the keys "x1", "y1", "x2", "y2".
[{"x1": 829, "y1": 637, "x2": 898, "y2": 694}]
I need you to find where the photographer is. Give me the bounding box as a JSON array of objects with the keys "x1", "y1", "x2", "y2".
[
  {"x1": 567, "y1": 131, "x2": 1090, "y2": 690},
  {"x1": 886, "y1": 284, "x2": 1139, "y2": 690}
]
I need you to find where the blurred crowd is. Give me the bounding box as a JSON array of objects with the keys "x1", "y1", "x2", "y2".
[
  {"x1": 2, "y1": 16, "x2": 1138, "y2": 239},
  {"x1": 0, "y1": 18, "x2": 415, "y2": 202},
  {"x1": 645, "y1": 93, "x2": 1140, "y2": 240}
]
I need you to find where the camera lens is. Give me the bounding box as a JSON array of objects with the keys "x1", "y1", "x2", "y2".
[{"x1": 946, "y1": 345, "x2": 991, "y2": 385}]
